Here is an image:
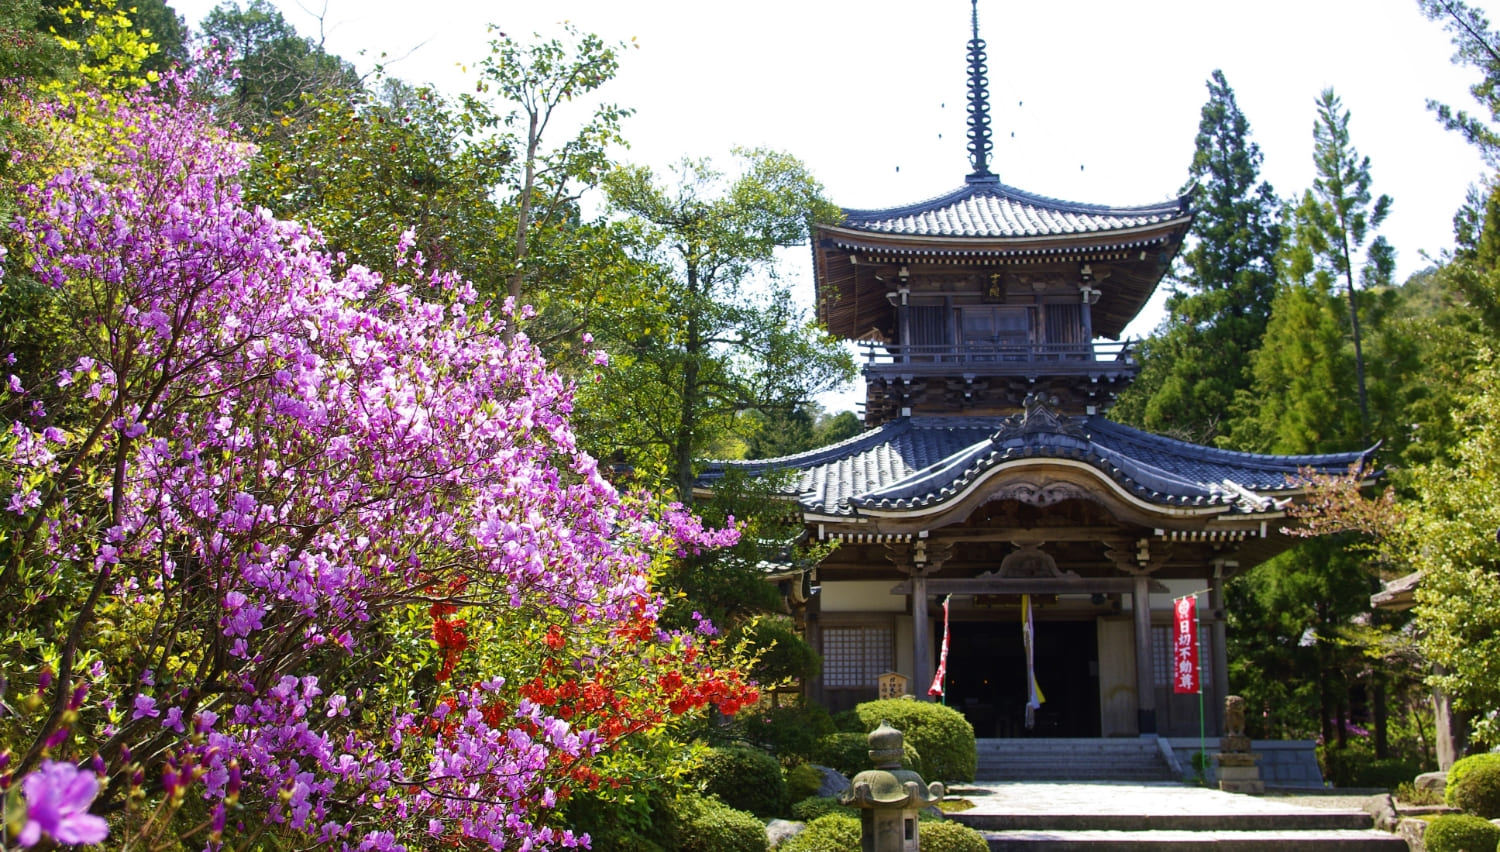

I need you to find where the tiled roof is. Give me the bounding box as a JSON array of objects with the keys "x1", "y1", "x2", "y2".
[
  {"x1": 838, "y1": 177, "x2": 1190, "y2": 240},
  {"x1": 699, "y1": 410, "x2": 1371, "y2": 518}
]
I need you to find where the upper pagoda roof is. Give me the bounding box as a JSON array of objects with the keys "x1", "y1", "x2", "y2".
[
  {"x1": 837, "y1": 176, "x2": 1191, "y2": 241},
  {"x1": 811, "y1": 181, "x2": 1194, "y2": 341},
  {"x1": 698, "y1": 397, "x2": 1373, "y2": 521}
]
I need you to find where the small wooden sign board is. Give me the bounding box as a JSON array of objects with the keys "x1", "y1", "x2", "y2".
[{"x1": 877, "y1": 671, "x2": 908, "y2": 699}]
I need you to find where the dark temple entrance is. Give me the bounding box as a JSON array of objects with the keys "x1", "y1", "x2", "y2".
[{"x1": 943, "y1": 619, "x2": 1101, "y2": 738}]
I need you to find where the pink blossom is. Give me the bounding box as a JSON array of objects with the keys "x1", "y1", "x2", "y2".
[{"x1": 17, "y1": 761, "x2": 109, "y2": 847}]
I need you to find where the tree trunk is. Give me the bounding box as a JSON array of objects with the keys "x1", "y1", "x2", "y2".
[
  {"x1": 1373, "y1": 670, "x2": 1388, "y2": 759},
  {"x1": 674, "y1": 259, "x2": 702, "y2": 505},
  {"x1": 508, "y1": 111, "x2": 541, "y2": 314}
]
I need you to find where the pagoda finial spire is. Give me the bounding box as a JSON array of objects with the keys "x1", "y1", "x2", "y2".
[{"x1": 966, "y1": 0, "x2": 995, "y2": 182}]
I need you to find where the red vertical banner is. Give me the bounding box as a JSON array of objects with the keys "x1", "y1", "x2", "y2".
[
  {"x1": 928, "y1": 595, "x2": 951, "y2": 698},
  {"x1": 1172, "y1": 594, "x2": 1200, "y2": 694}
]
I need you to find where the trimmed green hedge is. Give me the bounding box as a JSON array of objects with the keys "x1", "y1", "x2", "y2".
[
  {"x1": 692, "y1": 745, "x2": 788, "y2": 818},
  {"x1": 778, "y1": 810, "x2": 988, "y2": 852},
  {"x1": 779, "y1": 813, "x2": 861, "y2": 852},
  {"x1": 1449, "y1": 753, "x2": 1500, "y2": 811},
  {"x1": 790, "y1": 795, "x2": 856, "y2": 822},
  {"x1": 919, "y1": 820, "x2": 990, "y2": 852},
  {"x1": 855, "y1": 698, "x2": 977, "y2": 782},
  {"x1": 673, "y1": 793, "x2": 769, "y2": 852},
  {"x1": 1450, "y1": 754, "x2": 1500, "y2": 819},
  {"x1": 1424, "y1": 813, "x2": 1499, "y2": 852}
]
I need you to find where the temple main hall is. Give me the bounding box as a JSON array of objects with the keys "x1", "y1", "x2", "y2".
[{"x1": 700, "y1": 3, "x2": 1371, "y2": 740}]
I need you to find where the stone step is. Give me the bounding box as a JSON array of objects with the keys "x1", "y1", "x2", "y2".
[
  {"x1": 978, "y1": 768, "x2": 1176, "y2": 780},
  {"x1": 956, "y1": 810, "x2": 1375, "y2": 832},
  {"x1": 974, "y1": 738, "x2": 1177, "y2": 782},
  {"x1": 976, "y1": 828, "x2": 1408, "y2": 850}
]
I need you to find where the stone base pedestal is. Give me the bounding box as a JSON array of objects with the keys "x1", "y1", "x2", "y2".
[
  {"x1": 1215, "y1": 751, "x2": 1264, "y2": 794},
  {"x1": 1220, "y1": 734, "x2": 1252, "y2": 753}
]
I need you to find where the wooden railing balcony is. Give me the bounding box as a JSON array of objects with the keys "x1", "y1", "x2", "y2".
[{"x1": 858, "y1": 340, "x2": 1136, "y2": 376}]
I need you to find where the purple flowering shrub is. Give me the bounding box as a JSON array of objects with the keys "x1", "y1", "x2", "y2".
[{"x1": 0, "y1": 70, "x2": 744, "y2": 851}]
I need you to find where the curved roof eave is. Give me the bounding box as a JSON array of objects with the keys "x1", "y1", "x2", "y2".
[
  {"x1": 840, "y1": 180, "x2": 1191, "y2": 224},
  {"x1": 852, "y1": 457, "x2": 1235, "y2": 522},
  {"x1": 819, "y1": 216, "x2": 1194, "y2": 257}
]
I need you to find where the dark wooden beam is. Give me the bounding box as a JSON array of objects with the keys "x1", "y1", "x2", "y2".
[{"x1": 890, "y1": 577, "x2": 1169, "y2": 595}]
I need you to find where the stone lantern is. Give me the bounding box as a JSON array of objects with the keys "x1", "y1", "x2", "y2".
[{"x1": 839, "y1": 720, "x2": 945, "y2": 852}]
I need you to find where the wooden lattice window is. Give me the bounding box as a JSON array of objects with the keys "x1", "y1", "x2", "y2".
[{"x1": 822, "y1": 626, "x2": 894, "y2": 688}]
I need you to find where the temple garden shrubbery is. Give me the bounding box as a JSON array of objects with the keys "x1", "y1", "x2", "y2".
[
  {"x1": 1446, "y1": 753, "x2": 1500, "y2": 818},
  {"x1": 1423, "y1": 814, "x2": 1500, "y2": 852},
  {"x1": 790, "y1": 795, "x2": 855, "y2": 822},
  {"x1": 672, "y1": 793, "x2": 770, "y2": 852},
  {"x1": 690, "y1": 745, "x2": 789, "y2": 818},
  {"x1": 918, "y1": 820, "x2": 992, "y2": 852},
  {"x1": 855, "y1": 698, "x2": 979, "y2": 782},
  {"x1": 779, "y1": 813, "x2": 864, "y2": 852},
  {"x1": 1317, "y1": 742, "x2": 1425, "y2": 790},
  {"x1": 720, "y1": 701, "x2": 836, "y2": 763}
]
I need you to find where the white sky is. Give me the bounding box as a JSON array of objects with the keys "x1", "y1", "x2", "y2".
[{"x1": 169, "y1": 0, "x2": 1494, "y2": 412}]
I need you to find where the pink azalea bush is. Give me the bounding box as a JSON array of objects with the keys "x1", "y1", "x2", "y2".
[{"x1": 0, "y1": 70, "x2": 745, "y2": 850}]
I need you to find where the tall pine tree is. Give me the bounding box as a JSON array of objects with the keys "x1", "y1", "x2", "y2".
[{"x1": 1112, "y1": 71, "x2": 1280, "y2": 443}]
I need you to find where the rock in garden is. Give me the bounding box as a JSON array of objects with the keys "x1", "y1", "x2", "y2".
[
  {"x1": 811, "y1": 764, "x2": 851, "y2": 798},
  {"x1": 764, "y1": 819, "x2": 805, "y2": 849}
]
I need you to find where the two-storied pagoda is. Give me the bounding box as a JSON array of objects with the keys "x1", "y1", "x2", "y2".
[{"x1": 700, "y1": 4, "x2": 1372, "y2": 739}]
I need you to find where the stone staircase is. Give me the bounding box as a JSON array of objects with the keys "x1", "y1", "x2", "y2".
[
  {"x1": 945, "y1": 780, "x2": 1407, "y2": 851},
  {"x1": 975, "y1": 738, "x2": 1179, "y2": 782}
]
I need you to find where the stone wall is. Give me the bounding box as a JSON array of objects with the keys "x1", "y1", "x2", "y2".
[{"x1": 1164, "y1": 738, "x2": 1325, "y2": 789}]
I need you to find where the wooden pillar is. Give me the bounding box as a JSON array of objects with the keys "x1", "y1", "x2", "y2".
[
  {"x1": 1133, "y1": 572, "x2": 1157, "y2": 735},
  {"x1": 889, "y1": 539, "x2": 950, "y2": 702},
  {"x1": 912, "y1": 575, "x2": 931, "y2": 700},
  {"x1": 806, "y1": 583, "x2": 824, "y2": 707},
  {"x1": 1209, "y1": 572, "x2": 1230, "y2": 735}
]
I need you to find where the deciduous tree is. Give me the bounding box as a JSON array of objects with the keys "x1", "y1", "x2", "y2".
[{"x1": 589, "y1": 149, "x2": 854, "y2": 503}]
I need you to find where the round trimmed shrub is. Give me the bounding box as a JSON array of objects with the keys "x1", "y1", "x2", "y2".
[
  {"x1": 780, "y1": 813, "x2": 861, "y2": 852},
  {"x1": 855, "y1": 698, "x2": 977, "y2": 782},
  {"x1": 812, "y1": 731, "x2": 921, "y2": 777},
  {"x1": 1448, "y1": 753, "x2": 1500, "y2": 811},
  {"x1": 1450, "y1": 757, "x2": 1500, "y2": 819},
  {"x1": 692, "y1": 745, "x2": 787, "y2": 818},
  {"x1": 790, "y1": 795, "x2": 855, "y2": 822},
  {"x1": 673, "y1": 793, "x2": 769, "y2": 852},
  {"x1": 1424, "y1": 813, "x2": 1500, "y2": 852},
  {"x1": 919, "y1": 820, "x2": 990, "y2": 852}
]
